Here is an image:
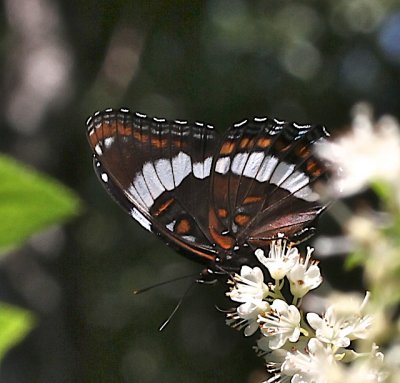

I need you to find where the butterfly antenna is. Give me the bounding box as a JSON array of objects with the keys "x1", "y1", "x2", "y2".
[
  {"x1": 158, "y1": 281, "x2": 197, "y2": 332},
  {"x1": 133, "y1": 272, "x2": 200, "y2": 295},
  {"x1": 214, "y1": 264, "x2": 234, "y2": 277},
  {"x1": 214, "y1": 305, "x2": 235, "y2": 314}
]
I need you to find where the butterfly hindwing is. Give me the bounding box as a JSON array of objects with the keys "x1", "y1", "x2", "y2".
[{"x1": 210, "y1": 117, "x2": 330, "y2": 252}]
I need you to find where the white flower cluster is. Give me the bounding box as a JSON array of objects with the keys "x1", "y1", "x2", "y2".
[
  {"x1": 317, "y1": 102, "x2": 400, "y2": 200},
  {"x1": 226, "y1": 236, "x2": 384, "y2": 383}
]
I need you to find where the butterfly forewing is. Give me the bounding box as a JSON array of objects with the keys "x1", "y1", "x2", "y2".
[{"x1": 87, "y1": 109, "x2": 221, "y2": 264}]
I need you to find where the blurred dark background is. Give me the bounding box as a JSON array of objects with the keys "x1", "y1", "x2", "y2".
[{"x1": 1, "y1": 1, "x2": 400, "y2": 382}]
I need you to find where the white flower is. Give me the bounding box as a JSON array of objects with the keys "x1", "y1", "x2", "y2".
[
  {"x1": 327, "y1": 344, "x2": 387, "y2": 383},
  {"x1": 263, "y1": 347, "x2": 289, "y2": 383},
  {"x1": 227, "y1": 300, "x2": 270, "y2": 336},
  {"x1": 226, "y1": 265, "x2": 269, "y2": 303},
  {"x1": 354, "y1": 345, "x2": 387, "y2": 383},
  {"x1": 258, "y1": 299, "x2": 301, "y2": 349},
  {"x1": 307, "y1": 310, "x2": 351, "y2": 349},
  {"x1": 226, "y1": 266, "x2": 271, "y2": 336},
  {"x1": 281, "y1": 338, "x2": 335, "y2": 383},
  {"x1": 287, "y1": 247, "x2": 322, "y2": 298},
  {"x1": 317, "y1": 103, "x2": 400, "y2": 197},
  {"x1": 307, "y1": 292, "x2": 373, "y2": 347},
  {"x1": 255, "y1": 236, "x2": 300, "y2": 281}
]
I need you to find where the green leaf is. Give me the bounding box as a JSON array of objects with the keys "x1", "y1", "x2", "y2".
[
  {"x1": 0, "y1": 303, "x2": 35, "y2": 360},
  {"x1": 0, "y1": 155, "x2": 80, "y2": 252},
  {"x1": 345, "y1": 250, "x2": 366, "y2": 270},
  {"x1": 371, "y1": 180, "x2": 394, "y2": 207}
]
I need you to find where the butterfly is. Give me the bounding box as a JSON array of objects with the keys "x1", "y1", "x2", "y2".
[{"x1": 86, "y1": 108, "x2": 330, "y2": 273}]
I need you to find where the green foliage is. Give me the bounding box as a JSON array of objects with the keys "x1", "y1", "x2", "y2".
[
  {"x1": 345, "y1": 250, "x2": 366, "y2": 270},
  {"x1": 371, "y1": 180, "x2": 392, "y2": 205},
  {"x1": 0, "y1": 155, "x2": 81, "y2": 361},
  {"x1": 0, "y1": 155, "x2": 80, "y2": 253},
  {"x1": 371, "y1": 180, "x2": 400, "y2": 218},
  {"x1": 0, "y1": 303, "x2": 36, "y2": 360}
]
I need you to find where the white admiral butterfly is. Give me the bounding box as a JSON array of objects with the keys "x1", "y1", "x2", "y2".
[{"x1": 87, "y1": 108, "x2": 330, "y2": 272}]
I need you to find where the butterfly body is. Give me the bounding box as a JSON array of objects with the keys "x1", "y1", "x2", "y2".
[{"x1": 87, "y1": 108, "x2": 330, "y2": 271}]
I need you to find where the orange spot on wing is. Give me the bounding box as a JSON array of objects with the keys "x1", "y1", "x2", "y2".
[
  {"x1": 220, "y1": 141, "x2": 236, "y2": 155},
  {"x1": 243, "y1": 195, "x2": 263, "y2": 204},
  {"x1": 234, "y1": 214, "x2": 251, "y2": 226},
  {"x1": 116, "y1": 122, "x2": 132, "y2": 136},
  {"x1": 214, "y1": 234, "x2": 235, "y2": 250},
  {"x1": 217, "y1": 208, "x2": 228, "y2": 218},
  {"x1": 150, "y1": 137, "x2": 168, "y2": 148},
  {"x1": 239, "y1": 138, "x2": 250, "y2": 148},
  {"x1": 280, "y1": 144, "x2": 292, "y2": 152},
  {"x1": 176, "y1": 219, "x2": 191, "y2": 234},
  {"x1": 257, "y1": 137, "x2": 272, "y2": 148},
  {"x1": 307, "y1": 160, "x2": 322, "y2": 177},
  {"x1": 154, "y1": 198, "x2": 174, "y2": 217},
  {"x1": 239, "y1": 138, "x2": 255, "y2": 148},
  {"x1": 133, "y1": 130, "x2": 149, "y2": 143},
  {"x1": 208, "y1": 210, "x2": 235, "y2": 250},
  {"x1": 171, "y1": 139, "x2": 187, "y2": 149},
  {"x1": 295, "y1": 144, "x2": 311, "y2": 158},
  {"x1": 88, "y1": 122, "x2": 133, "y2": 147}
]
